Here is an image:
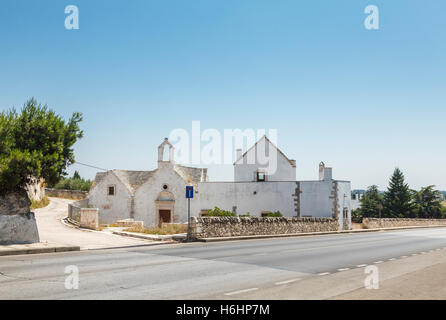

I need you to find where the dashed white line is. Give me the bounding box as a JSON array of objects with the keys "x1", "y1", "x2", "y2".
[
  {"x1": 318, "y1": 272, "x2": 330, "y2": 276},
  {"x1": 337, "y1": 268, "x2": 350, "y2": 272},
  {"x1": 224, "y1": 288, "x2": 258, "y2": 296},
  {"x1": 374, "y1": 261, "x2": 384, "y2": 264},
  {"x1": 356, "y1": 264, "x2": 367, "y2": 268},
  {"x1": 275, "y1": 278, "x2": 300, "y2": 285}
]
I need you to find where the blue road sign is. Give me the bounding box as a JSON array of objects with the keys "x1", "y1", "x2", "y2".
[{"x1": 186, "y1": 186, "x2": 194, "y2": 199}]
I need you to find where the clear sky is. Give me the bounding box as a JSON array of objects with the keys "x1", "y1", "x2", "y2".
[{"x1": 1, "y1": 0, "x2": 445, "y2": 190}]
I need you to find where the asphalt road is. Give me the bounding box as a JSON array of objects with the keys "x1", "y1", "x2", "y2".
[{"x1": 1, "y1": 227, "x2": 446, "y2": 299}]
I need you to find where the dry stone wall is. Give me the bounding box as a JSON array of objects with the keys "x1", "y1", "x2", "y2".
[
  {"x1": 45, "y1": 188, "x2": 88, "y2": 200},
  {"x1": 363, "y1": 218, "x2": 446, "y2": 229},
  {"x1": 190, "y1": 216, "x2": 339, "y2": 238}
]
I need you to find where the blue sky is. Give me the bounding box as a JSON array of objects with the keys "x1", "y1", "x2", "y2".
[{"x1": 1, "y1": 0, "x2": 445, "y2": 190}]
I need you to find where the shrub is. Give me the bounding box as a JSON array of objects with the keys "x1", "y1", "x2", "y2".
[
  {"x1": 207, "y1": 207, "x2": 236, "y2": 217},
  {"x1": 266, "y1": 211, "x2": 283, "y2": 217}
]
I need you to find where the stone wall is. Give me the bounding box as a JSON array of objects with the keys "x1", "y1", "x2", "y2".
[
  {"x1": 80, "y1": 209, "x2": 99, "y2": 230},
  {"x1": 68, "y1": 199, "x2": 89, "y2": 223},
  {"x1": 0, "y1": 190, "x2": 40, "y2": 244},
  {"x1": 45, "y1": 188, "x2": 88, "y2": 200},
  {"x1": 363, "y1": 218, "x2": 446, "y2": 229},
  {"x1": 190, "y1": 216, "x2": 339, "y2": 238}
]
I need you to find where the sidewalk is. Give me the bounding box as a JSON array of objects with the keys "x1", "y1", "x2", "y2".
[{"x1": 0, "y1": 242, "x2": 79, "y2": 257}]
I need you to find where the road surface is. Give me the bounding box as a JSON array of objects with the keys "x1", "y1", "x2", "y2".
[
  {"x1": 35, "y1": 197, "x2": 155, "y2": 249},
  {"x1": 1, "y1": 227, "x2": 446, "y2": 299}
]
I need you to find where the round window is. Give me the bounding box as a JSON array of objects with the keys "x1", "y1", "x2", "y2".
[{"x1": 163, "y1": 184, "x2": 168, "y2": 190}]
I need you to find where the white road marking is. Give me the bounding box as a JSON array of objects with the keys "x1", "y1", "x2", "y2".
[
  {"x1": 400, "y1": 256, "x2": 408, "y2": 258},
  {"x1": 337, "y1": 268, "x2": 350, "y2": 272},
  {"x1": 356, "y1": 264, "x2": 367, "y2": 268},
  {"x1": 318, "y1": 272, "x2": 330, "y2": 276},
  {"x1": 388, "y1": 258, "x2": 396, "y2": 261},
  {"x1": 275, "y1": 278, "x2": 300, "y2": 285},
  {"x1": 224, "y1": 288, "x2": 258, "y2": 296},
  {"x1": 374, "y1": 261, "x2": 384, "y2": 264}
]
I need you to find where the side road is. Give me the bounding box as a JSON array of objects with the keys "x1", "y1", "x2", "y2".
[{"x1": 35, "y1": 197, "x2": 157, "y2": 250}]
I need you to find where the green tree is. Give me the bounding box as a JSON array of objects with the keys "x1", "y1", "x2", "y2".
[
  {"x1": 413, "y1": 185, "x2": 443, "y2": 219},
  {"x1": 0, "y1": 98, "x2": 83, "y2": 194},
  {"x1": 72, "y1": 171, "x2": 81, "y2": 180},
  {"x1": 360, "y1": 185, "x2": 383, "y2": 218},
  {"x1": 382, "y1": 168, "x2": 416, "y2": 218}
]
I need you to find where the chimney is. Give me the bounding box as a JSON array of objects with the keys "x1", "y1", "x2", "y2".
[{"x1": 236, "y1": 149, "x2": 242, "y2": 162}]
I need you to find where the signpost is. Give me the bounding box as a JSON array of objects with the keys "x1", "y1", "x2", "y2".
[{"x1": 186, "y1": 186, "x2": 194, "y2": 241}]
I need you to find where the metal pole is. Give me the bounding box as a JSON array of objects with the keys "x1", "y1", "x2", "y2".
[{"x1": 187, "y1": 198, "x2": 191, "y2": 242}]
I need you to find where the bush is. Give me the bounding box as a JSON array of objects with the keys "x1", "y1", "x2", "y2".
[
  {"x1": 265, "y1": 211, "x2": 283, "y2": 217},
  {"x1": 30, "y1": 196, "x2": 50, "y2": 210},
  {"x1": 207, "y1": 207, "x2": 236, "y2": 217},
  {"x1": 351, "y1": 208, "x2": 363, "y2": 223}
]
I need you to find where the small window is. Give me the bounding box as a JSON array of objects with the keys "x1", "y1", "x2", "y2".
[
  {"x1": 257, "y1": 171, "x2": 266, "y2": 182},
  {"x1": 107, "y1": 186, "x2": 115, "y2": 196}
]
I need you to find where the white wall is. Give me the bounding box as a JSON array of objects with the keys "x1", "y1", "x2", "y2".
[
  {"x1": 134, "y1": 166, "x2": 189, "y2": 227},
  {"x1": 197, "y1": 181, "x2": 297, "y2": 217},
  {"x1": 88, "y1": 173, "x2": 132, "y2": 224},
  {"x1": 300, "y1": 180, "x2": 334, "y2": 218},
  {"x1": 234, "y1": 142, "x2": 296, "y2": 182}
]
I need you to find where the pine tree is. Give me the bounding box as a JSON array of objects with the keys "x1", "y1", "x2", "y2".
[
  {"x1": 383, "y1": 168, "x2": 415, "y2": 218},
  {"x1": 360, "y1": 185, "x2": 383, "y2": 218}
]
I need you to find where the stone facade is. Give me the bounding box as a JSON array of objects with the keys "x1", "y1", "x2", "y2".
[
  {"x1": 190, "y1": 216, "x2": 339, "y2": 238},
  {"x1": 363, "y1": 218, "x2": 446, "y2": 229},
  {"x1": 0, "y1": 190, "x2": 40, "y2": 244},
  {"x1": 0, "y1": 189, "x2": 31, "y2": 216}
]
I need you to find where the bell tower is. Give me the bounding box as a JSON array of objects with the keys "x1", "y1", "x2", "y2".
[{"x1": 158, "y1": 138, "x2": 175, "y2": 168}]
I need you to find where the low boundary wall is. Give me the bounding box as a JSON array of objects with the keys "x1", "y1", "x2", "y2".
[
  {"x1": 190, "y1": 216, "x2": 339, "y2": 238},
  {"x1": 363, "y1": 218, "x2": 446, "y2": 229},
  {"x1": 45, "y1": 188, "x2": 88, "y2": 200}
]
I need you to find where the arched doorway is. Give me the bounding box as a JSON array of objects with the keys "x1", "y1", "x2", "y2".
[{"x1": 155, "y1": 190, "x2": 175, "y2": 227}]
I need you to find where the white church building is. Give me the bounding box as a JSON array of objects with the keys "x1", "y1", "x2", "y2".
[{"x1": 88, "y1": 136, "x2": 352, "y2": 230}]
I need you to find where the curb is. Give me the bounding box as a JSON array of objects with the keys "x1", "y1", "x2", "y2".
[
  {"x1": 196, "y1": 225, "x2": 446, "y2": 242},
  {"x1": 112, "y1": 231, "x2": 178, "y2": 245},
  {"x1": 0, "y1": 244, "x2": 80, "y2": 257}
]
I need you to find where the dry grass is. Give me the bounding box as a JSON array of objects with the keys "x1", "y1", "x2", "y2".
[
  {"x1": 125, "y1": 224, "x2": 188, "y2": 235},
  {"x1": 442, "y1": 201, "x2": 446, "y2": 207},
  {"x1": 30, "y1": 196, "x2": 50, "y2": 210}
]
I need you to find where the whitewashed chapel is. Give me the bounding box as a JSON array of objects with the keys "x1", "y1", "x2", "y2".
[{"x1": 88, "y1": 136, "x2": 351, "y2": 229}]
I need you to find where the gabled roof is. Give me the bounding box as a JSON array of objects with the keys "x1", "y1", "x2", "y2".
[
  {"x1": 91, "y1": 165, "x2": 207, "y2": 194},
  {"x1": 113, "y1": 170, "x2": 157, "y2": 194},
  {"x1": 234, "y1": 135, "x2": 296, "y2": 168},
  {"x1": 174, "y1": 165, "x2": 207, "y2": 183}
]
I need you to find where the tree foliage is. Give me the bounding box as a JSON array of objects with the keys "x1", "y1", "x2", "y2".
[
  {"x1": 49, "y1": 171, "x2": 92, "y2": 192},
  {"x1": 382, "y1": 168, "x2": 416, "y2": 218},
  {"x1": 0, "y1": 98, "x2": 83, "y2": 194},
  {"x1": 412, "y1": 185, "x2": 444, "y2": 219},
  {"x1": 360, "y1": 185, "x2": 383, "y2": 218}
]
